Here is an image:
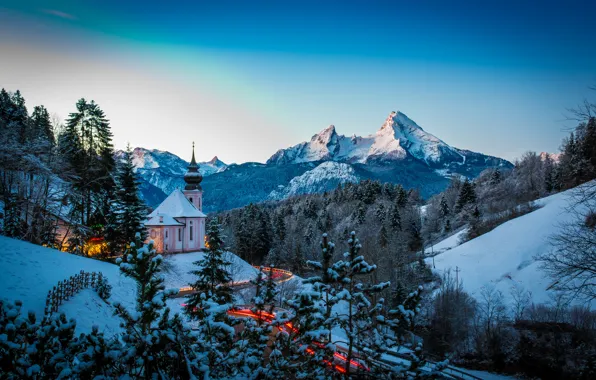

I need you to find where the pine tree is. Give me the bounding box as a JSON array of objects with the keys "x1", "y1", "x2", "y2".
[
  {"x1": 29, "y1": 105, "x2": 54, "y2": 145},
  {"x1": 2, "y1": 194, "x2": 22, "y2": 238},
  {"x1": 440, "y1": 195, "x2": 450, "y2": 218},
  {"x1": 390, "y1": 205, "x2": 402, "y2": 231},
  {"x1": 456, "y1": 178, "x2": 477, "y2": 212},
  {"x1": 375, "y1": 203, "x2": 386, "y2": 223},
  {"x1": 354, "y1": 201, "x2": 366, "y2": 224},
  {"x1": 115, "y1": 234, "x2": 198, "y2": 377},
  {"x1": 543, "y1": 154, "x2": 555, "y2": 193},
  {"x1": 379, "y1": 224, "x2": 389, "y2": 249},
  {"x1": 62, "y1": 99, "x2": 116, "y2": 226},
  {"x1": 490, "y1": 168, "x2": 502, "y2": 185},
  {"x1": 333, "y1": 231, "x2": 391, "y2": 375},
  {"x1": 273, "y1": 212, "x2": 286, "y2": 241},
  {"x1": 396, "y1": 185, "x2": 408, "y2": 208},
  {"x1": 186, "y1": 219, "x2": 234, "y2": 309},
  {"x1": 108, "y1": 144, "x2": 147, "y2": 252}
]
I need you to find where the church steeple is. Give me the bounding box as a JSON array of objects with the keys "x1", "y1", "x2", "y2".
[{"x1": 184, "y1": 142, "x2": 203, "y2": 191}]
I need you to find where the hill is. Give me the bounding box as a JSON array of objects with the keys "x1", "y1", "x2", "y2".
[
  {"x1": 0, "y1": 236, "x2": 258, "y2": 335},
  {"x1": 426, "y1": 185, "x2": 595, "y2": 309}
]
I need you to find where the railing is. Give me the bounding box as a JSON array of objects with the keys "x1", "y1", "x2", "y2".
[{"x1": 45, "y1": 270, "x2": 107, "y2": 314}]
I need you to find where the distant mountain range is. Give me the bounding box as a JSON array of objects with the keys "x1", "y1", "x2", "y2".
[{"x1": 119, "y1": 111, "x2": 512, "y2": 212}]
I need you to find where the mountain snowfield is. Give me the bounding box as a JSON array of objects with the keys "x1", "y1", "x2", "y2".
[
  {"x1": 426, "y1": 184, "x2": 595, "y2": 309},
  {"x1": 268, "y1": 111, "x2": 487, "y2": 167},
  {"x1": 0, "y1": 236, "x2": 257, "y2": 336},
  {"x1": 269, "y1": 161, "x2": 359, "y2": 200}
]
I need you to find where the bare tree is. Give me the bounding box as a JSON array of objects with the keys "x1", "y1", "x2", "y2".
[{"x1": 538, "y1": 182, "x2": 596, "y2": 303}]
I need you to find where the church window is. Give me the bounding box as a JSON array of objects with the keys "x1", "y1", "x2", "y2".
[
  {"x1": 189, "y1": 197, "x2": 193, "y2": 204},
  {"x1": 165, "y1": 230, "x2": 168, "y2": 239},
  {"x1": 190, "y1": 221, "x2": 193, "y2": 241},
  {"x1": 178, "y1": 228, "x2": 182, "y2": 241},
  {"x1": 150, "y1": 229, "x2": 157, "y2": 239}
]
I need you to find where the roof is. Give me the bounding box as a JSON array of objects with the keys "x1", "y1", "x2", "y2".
[
  {"x1": 148, "y1": 189, "x2": 207, "y2": 218},
  {"x1": 145, "y1": 214, "x2": 184, "y2": 226}
]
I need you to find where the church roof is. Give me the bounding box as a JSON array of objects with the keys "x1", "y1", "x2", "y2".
[
  {"x1": 145, "y1": 214, "x2": 184, "y2": 226},
  {"x1": 148, "y1": 189, "x2": 207, "y2": 219}
]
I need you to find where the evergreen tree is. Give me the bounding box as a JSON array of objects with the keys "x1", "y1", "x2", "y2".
[
  {"x1": 115, "y1": 234, "x2": 198, "y2": 377},
  {"x1": 490, "y1": 168, "x2": 502, "y2": 185},
  {"x1": 456, "y1": 178, "x2": 477, "y2": 211},
  {"x1": 29, "y1": 105, "x2": 54, "y2": 145},
  {"x1": 273, "y1": 212, "x2": 286, "y2": 241},
  {"x1": 390, "y1": 205, "x2": 402, "y2": 231},
  {"x1": 186, "y1": 219, "x2": 233, "y2": 309},
  {"x1": 543, "y1": 154, "x2": 555, "y2": 193},
  {"x1": 375, "y1": 203, "x2": 386, "y2": 223},
  {"x1": 108, "y1": 144, "x2": 147, "y2": 252},
  {"x1": 379, "y1": 224, "x2": 389, "y2": 249},
  {"x1": 2, "y1": 194, "x2": 22, "y2": 238},
  {"x1": 440, "y1": 195, "x2": 450, "y2": 218},
  {"x1": 354, "y1": 201, "x2": 366, "y2": 224},
  {"x1": 61, "y1": 99, "x2": 115, "y2": 226},
  {"x1": 396, "y1": 185, "x2": 408, "y2": 208}
]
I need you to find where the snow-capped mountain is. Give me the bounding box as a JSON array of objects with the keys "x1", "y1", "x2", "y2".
[
  {"x1": 268, "y1": 162, "x2": 359, "y2": 200},
  {"x1": 115, "y1": 148, "x2": 227, "y2": 204},
  {"x1": 267, "y1": 111, "x2": 504, "y2": 170},
  {"x1": 125, "y1": 111, "x2": 511, "y2": 211}
]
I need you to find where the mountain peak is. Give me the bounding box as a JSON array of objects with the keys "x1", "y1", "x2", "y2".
[
  {"x1": 208, "y1": 156, "x2": 223, "y2": 165},
  {"x1": 312, "y1": 125, "x2": 337, "y2": 143}
]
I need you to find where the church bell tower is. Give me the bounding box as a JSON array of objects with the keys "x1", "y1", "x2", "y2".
[{"x1": 183, "y1": 142, "x2": 203, "y2": 211}]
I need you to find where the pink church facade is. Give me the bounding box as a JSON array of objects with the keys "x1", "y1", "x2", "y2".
[{"x1": 145, "y1": 145, "x2": 207, "y2": 253}]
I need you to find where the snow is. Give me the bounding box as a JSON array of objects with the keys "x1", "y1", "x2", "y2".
[
  {"x1": 148, "y1": 188, "x2": 206, "y2": 218},
  {"x1": 268, "y1": 161, "x2": 359, "y2": 200},
  {"x1": 0, "y1": 236, "x2": 137, "y2": 335},
  {"x1": 425, "y1": 228, "x2": 467, "y2": 255},
  {"x1": 0, "y1": 236, "x2": 260, "y2": 336},
  {"x1": 267, "y1": 111, "x2": 467, "y2": 166},
  {"x1": 162, "y1": 251, "x2": 259, "y2": 290},
  {"x1": 145, "y1": 213, "x2": 184, "y2": 226},
  {"x1": 426, "y1": 186, "x2": 595, "y2": 309}
]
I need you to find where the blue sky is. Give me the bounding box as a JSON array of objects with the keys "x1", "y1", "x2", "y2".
[{"x1": 1, "y1": 0, "x2": 595, "y2": 163}]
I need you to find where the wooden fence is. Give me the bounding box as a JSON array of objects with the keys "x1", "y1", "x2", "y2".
[{"x1": 45, "y1": 270, "x2": 106, "y2": 314}]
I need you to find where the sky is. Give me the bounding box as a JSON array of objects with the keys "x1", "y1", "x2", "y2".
[{"x1": 0, "y1": 0, "x2": 595, "y2": 164}]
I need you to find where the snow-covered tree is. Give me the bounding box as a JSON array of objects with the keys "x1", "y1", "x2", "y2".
[
  {"x1": 114, "y1": 234, "x2": 198, "y2": 377},
  {"x1": 186, "y1": 218, "x2": 233, "y2": 308},
  {"x1": 107, "y1": 143, "x2": 147, "y2": 252},
  {"x1": 456, "y1": 178, "x2": 477, "y2": 212}
]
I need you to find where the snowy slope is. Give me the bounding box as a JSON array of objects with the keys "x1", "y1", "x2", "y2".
[
  {"x1": 0, "y1": 236, "x2": 258, "y2": 336},
  {"x1": 162, "y1": 251, "x2": 259, "y2": 290},
  {"x1": 268, "y1": 161, "x2": 359, "y2": 200},
  {"x1": 426, "y1": 186, "x2": 595, "y2": 308},
  {"x1": 0, "y1": 236, "x2": 137, "y2": 335}
]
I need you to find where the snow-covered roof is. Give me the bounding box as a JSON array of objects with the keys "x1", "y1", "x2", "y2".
[
  {"x1": 148, "y1": 189, "x2": 206, "y2": 218},
  {"x1": 145, "y1": 214, "x2": 184, "y2": 226}
]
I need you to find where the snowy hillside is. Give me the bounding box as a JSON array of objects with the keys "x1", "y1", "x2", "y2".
[
  {"x1": 268, "y1": 161, "x2": 359, "y2": 200},
  {"x1": 267, "y1": 111, "x2": 506, "y2": 169},
  {"x1": 0, "y1": 236, "x2": 257, "y2": 336},
  {"x1": 426, "y1": 186, "x2": 595, "y2": 309}
]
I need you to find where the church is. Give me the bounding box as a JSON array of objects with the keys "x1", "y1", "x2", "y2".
[{"x1": 145, "y1": 144, "x2": 207, "y2": 253}]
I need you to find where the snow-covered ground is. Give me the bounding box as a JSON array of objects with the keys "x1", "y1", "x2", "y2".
[
  {"x1": 162, "y1": 251, "x2": 259, "y2": 290},
  {"x1": 426, "y1": 186, "x2": 595, "y2": 309},
  {"x1": 425, "y1": 228, "x2": 467, "y2": 256},
  {"x1": 0, "y1": 236, "x2": 259, "y2": 336}
]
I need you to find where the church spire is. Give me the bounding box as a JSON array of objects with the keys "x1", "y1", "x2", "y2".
[
  {"x1": 190, "y1": 141, "x2": 197, "y2": 167},
  {"x1": 184, "y1": 142, "x2": 202, "y2": 190}
]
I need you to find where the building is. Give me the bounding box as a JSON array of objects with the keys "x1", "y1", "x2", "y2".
[{"x1": 145, "y1": 144, "x2": 207, "y2": 253}]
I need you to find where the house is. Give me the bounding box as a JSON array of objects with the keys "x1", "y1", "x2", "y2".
[{"x1": 145, "y1": 144, "x2": 207, "y2": 253}]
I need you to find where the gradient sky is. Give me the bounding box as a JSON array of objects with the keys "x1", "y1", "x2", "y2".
[{"x1": 1, "y1": 0, "x2": 595, "y2": 164}]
